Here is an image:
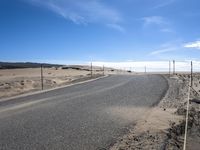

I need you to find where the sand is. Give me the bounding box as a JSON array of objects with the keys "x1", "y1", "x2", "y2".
[
  {"x1": 110, "y1": 73, "x2": 200, "y2": 150},
  {"x1": 0, "y1": 67, "x2": 103, "y2": 99},
  {"x1": 0, "y1": 65, "x2": 136, "y2": 99}
]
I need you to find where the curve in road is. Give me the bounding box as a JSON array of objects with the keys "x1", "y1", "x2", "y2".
[{"x1": 0, "y1": 75, "x2": 168, "y2": 150}]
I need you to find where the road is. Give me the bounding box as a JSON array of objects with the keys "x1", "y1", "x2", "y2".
[{"x1": 0, "y1": 75, "x2": 168, "y2": 150}]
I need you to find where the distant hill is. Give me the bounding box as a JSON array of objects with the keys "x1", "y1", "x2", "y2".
[{"x1": 0, "y1": 62, "x2": 64, "y2": 69}]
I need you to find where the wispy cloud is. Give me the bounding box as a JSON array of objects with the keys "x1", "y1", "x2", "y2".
[
  {"x1": 142, "y1": 16, "x2": 167, "y2": 26},
  {"x1": 106, "y1": 23, "x2": 126, "y2": 33},
  {"x1": 149, "y1": 40, "x2": 185, "y2": 57},
  {"x1": 142, "y1": 16, "x2": 174, "y2": 33},
  {"x1": 153, "y1": 0, "x2": 177, "y2": 9},
  {"x1": 150, "y1": 39, "x2": 200, "y2": 60},
  {"x1": 160, "y1": 28, "x2": 174, "y2": 33},
  {"x1": 25, "y1": 0, "x2": 124, "y2": 32},
  {"x1": 184, "y1": 40, "x2": 200, "y2": 49},
  {"x1": 150, "y1": 47, "x2": 178, "y2": 55}
]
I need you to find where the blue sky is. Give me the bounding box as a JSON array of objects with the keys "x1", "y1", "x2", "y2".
[{"x1": 1, "y1": 0, "x2": 200, "y2": 64}]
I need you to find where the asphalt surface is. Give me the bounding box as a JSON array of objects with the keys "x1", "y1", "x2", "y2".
[{"x1": 0, "y1": 75, "x2": 168, "y2": 150}]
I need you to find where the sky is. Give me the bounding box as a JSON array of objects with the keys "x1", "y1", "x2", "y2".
[{"x1": 1, "y1": 0, "x2": 200, "y2": 70}]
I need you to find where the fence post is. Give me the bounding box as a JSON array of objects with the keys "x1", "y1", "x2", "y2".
[
  {"x1": 191, "y1": 61, "x2": 193, "y2": 87},
  {"x1": 169, "y1": 61, "x2": 171, "y2": 77},
  {"x1": 173, "y1": 60, "x2": 175, "y2": 75},
  {"x1": 91, "y1": 62, "x2": 93, "y2": 77},
  {"x1": 41, "y1": 64, "x2": 44, "y2": 90},
  {"x1": 103, "y1": 65, "x2": 105, "y2": 75}
]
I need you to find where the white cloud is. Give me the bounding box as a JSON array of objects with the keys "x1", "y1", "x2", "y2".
[
  {"x1": 142, "y1": 16, "x2": 174, "y2": 33},
  {"x1": 149, "y1": 40, "x2": 184, "y2": 56},
  {"x1": 25, "y1": 0, "x2": 123, "y2": 31},
  {"x1": 160, "y1": 28, "x2": 174, "y2": 33},
  {"x1": 142, "y1": 16, "x2": 167, "y2": 26},
  {"x1": 150, "y1": 47, "x2": 178, "y2": 55},
  {"x1": 184, "y1": 40, "x2": 200, "y2": 49},
  {"x1": 153, "y1": 0, "x2": 177, "y2": 9},
  {"x1": 106, "y1": 24, "x2": 125, "y2": 33}
]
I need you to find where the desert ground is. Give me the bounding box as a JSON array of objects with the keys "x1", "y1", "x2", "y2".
[
  {"x1": 1, "y1": 66, "x2": 199, "y2": 149},
  {"x1": 0, "y1": 66, "x2": 109, "y2": 99},
  {"x1": 0, "y1": 64, "x2": 134, "y2": 99},
  {"x1": 110, "y1": 73, "x2": 200, "y2": 150}
]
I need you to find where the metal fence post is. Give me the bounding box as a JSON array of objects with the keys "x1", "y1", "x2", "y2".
[
  {"x1": 103, "y1": 65, "x2": 105, "y2": 75},
  {"x1": 169, "y1": 61, "x2": 171, "y2": 77},
  {"x1": 191, "y1": 61, "x2": 193, "y2": 87},
  {"x1": 173, "y1": 60, "x2": 175, "y2": 75},
  {"x1": 91, "y1": 62, "x2": 93, "y2": 77},
  {"x1": 41, "y1": 64, "x2": 44, "y2": 90}
]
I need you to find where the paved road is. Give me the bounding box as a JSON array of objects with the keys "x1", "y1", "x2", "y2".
[{"x1": 0, "y1": 75, "x2": 168, "y2": 150}]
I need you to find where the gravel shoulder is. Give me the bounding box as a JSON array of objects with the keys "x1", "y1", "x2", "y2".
[{"x1": 110, "y1": 73, "x2": 200, "y2": 150}]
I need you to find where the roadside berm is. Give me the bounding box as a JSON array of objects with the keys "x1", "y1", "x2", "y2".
[{"x1": 110, "y1": 73, "x2": 200, "y2": 150}]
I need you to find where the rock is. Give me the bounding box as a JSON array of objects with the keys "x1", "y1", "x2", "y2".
[{"x1": 190, "y1": 98, "x2": 200, "y2": 104}]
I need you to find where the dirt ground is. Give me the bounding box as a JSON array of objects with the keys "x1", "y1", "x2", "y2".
[
  {"x1": 110, "y1": 73, "x2": 200, "y2": 150},
  {"x1": 0, "y1": 65, "x2": 135, "y2": 99},
  {"x1": 0, "y1": 67, "x2": 105, "y2": 99}
]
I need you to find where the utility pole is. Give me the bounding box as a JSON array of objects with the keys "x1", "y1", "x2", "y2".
[
  {"x1": 173, "y1": 60, "x2": 175, "y2": 75},
  {"x1": 191, "y1": 61, "x2": 193, "y2": 87},
  {"x1": 91, "y1": 62, "x2": 93, "y2": 77},
  {"x1": 41, "y1": 64, "x2": 44, "y2": 90}
]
